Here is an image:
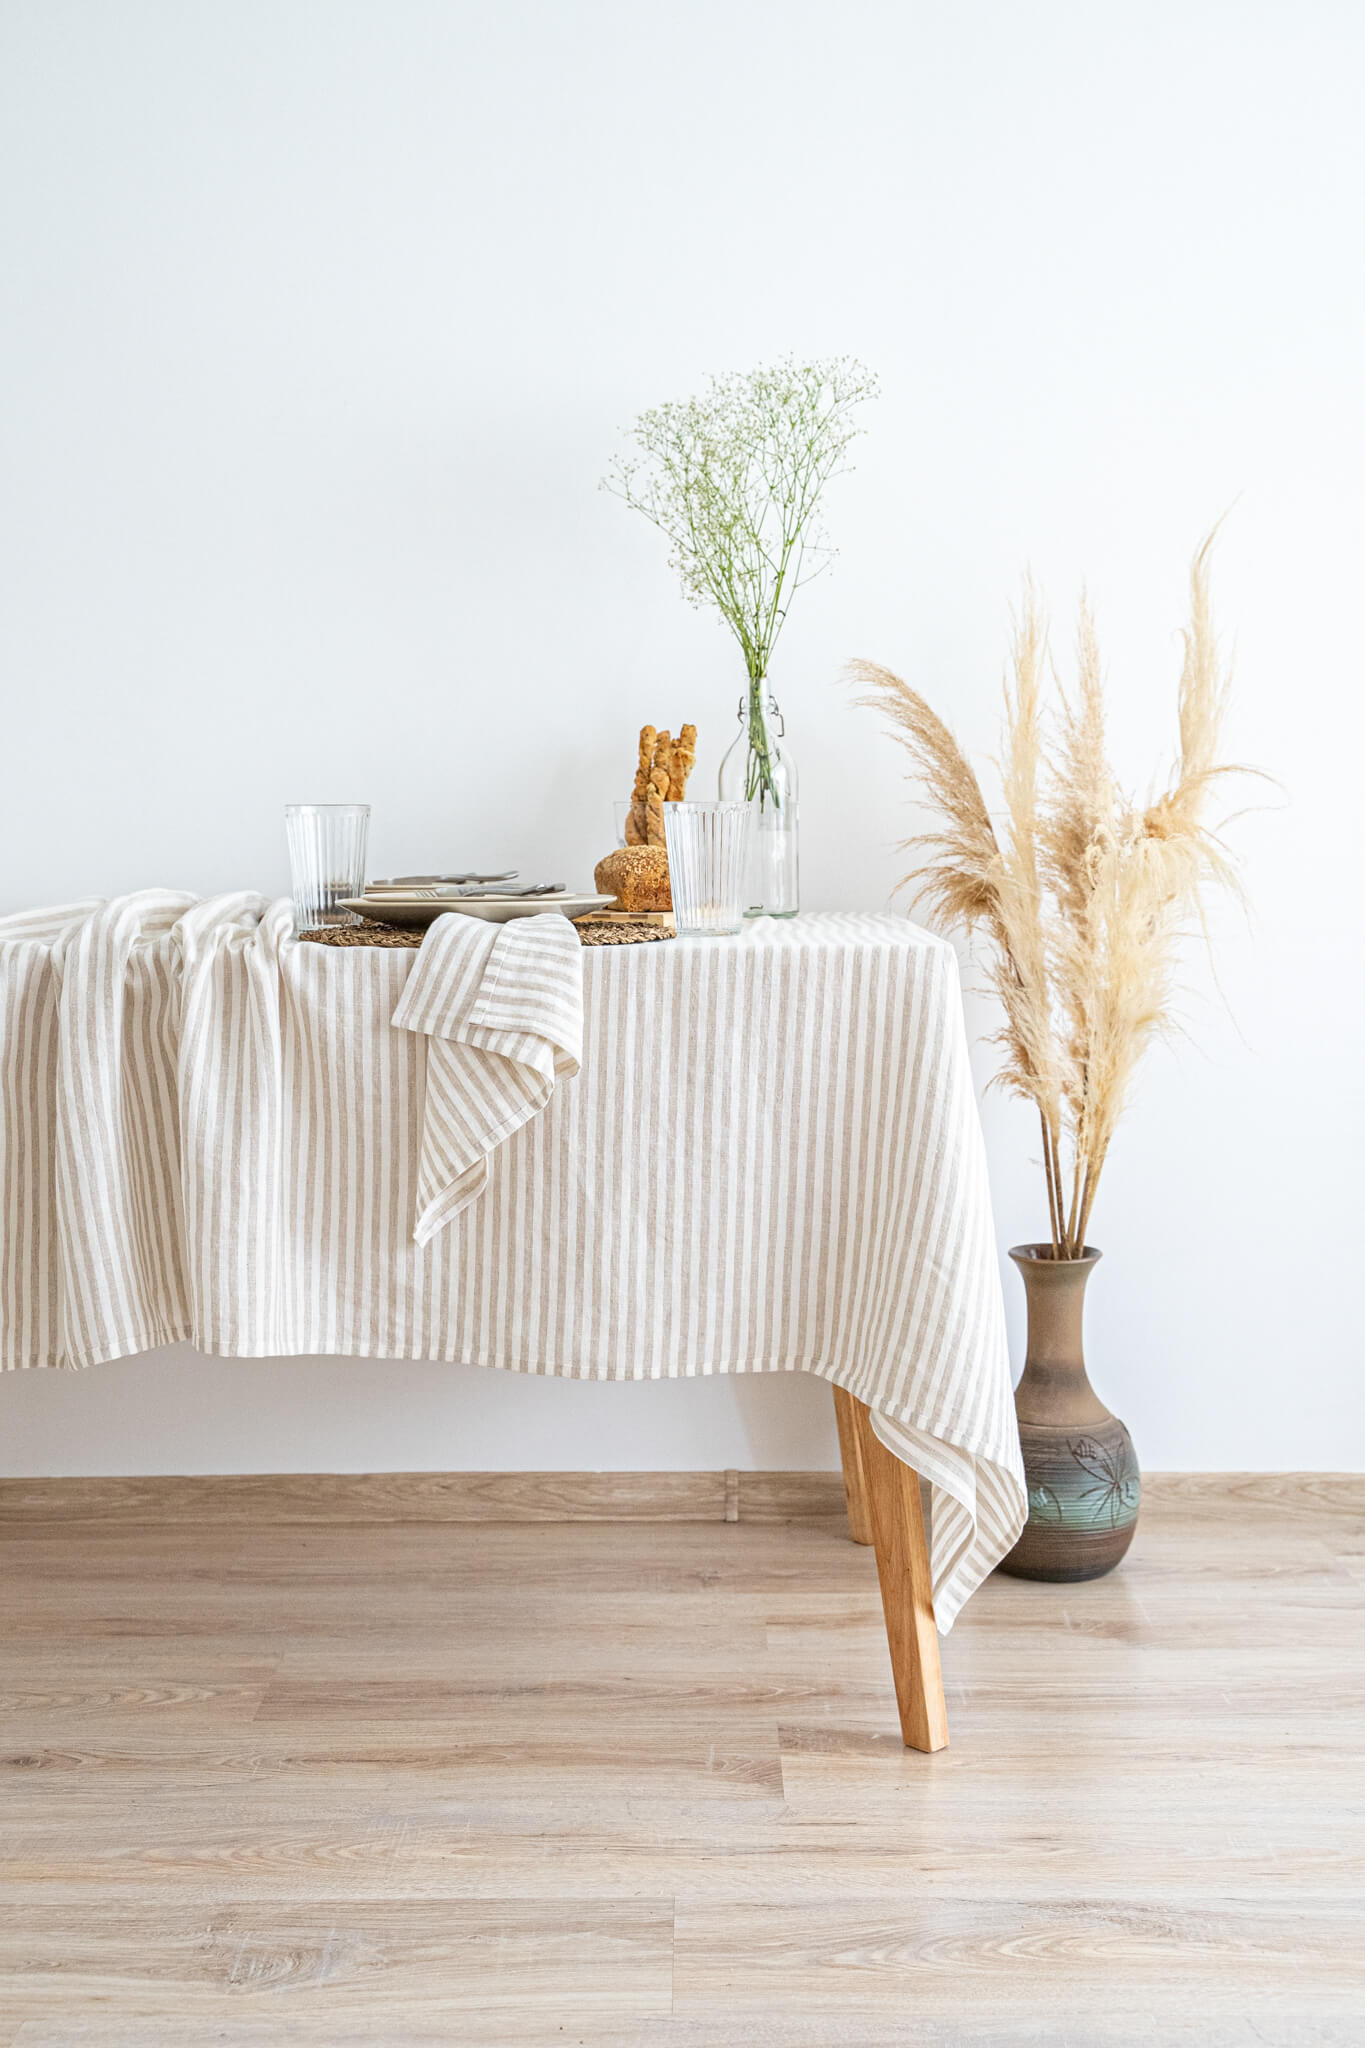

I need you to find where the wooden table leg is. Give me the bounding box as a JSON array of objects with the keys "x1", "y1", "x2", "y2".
[
  {"x1": 850, "y1": 1395, "x2": 949, "y2": 1753},
  {"x1": 832, "y1": 1385, "x2": 874, "y2": 1545}
]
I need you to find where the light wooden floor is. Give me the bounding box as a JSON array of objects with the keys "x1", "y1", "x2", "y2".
[{"x1": 0, "y1": 1472, "x2": 1361, "y2": 2045}]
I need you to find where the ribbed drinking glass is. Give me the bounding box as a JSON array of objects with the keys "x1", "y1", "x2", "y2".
[
  {"x1": 663, "y1": 801, "x2": 751, "y2": 937},
  {"x1": 285, "y1": 804, "x2": 370, "y2": 931}
]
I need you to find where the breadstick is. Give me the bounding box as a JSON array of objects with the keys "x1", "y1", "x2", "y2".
[
  {"x1": 645, "y1": 779, "x2": 666, "y2": 846},
  {"x1": 627, "y1": 725, "x2": 657, "y2": 844},
  {"x1": 669, "y1": 723, "x2": 697, "y2": 802},
  {"x1": 648, "y1": 732, "x2": 673, "y2": 846},
  {"x1": 650, "y1": 730, "x2": 672, "y2": 802}
]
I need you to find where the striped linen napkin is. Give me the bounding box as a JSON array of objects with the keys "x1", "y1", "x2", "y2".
[{"x1": 391, "y1": 911, "x2": 583, "y2": 1243}]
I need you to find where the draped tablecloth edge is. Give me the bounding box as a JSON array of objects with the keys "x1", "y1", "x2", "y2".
[{"x1": 2, "y1": 1333, "x2": 1024, "y2": 1629}]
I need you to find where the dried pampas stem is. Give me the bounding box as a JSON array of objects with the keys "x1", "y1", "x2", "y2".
[{"x1": 854, "y1": 532, "x2": 1251, "y2": 1258}]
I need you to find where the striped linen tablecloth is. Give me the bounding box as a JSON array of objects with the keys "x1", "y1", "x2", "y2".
[{"x1": 0, "y1": 895, "x2": 1024, "y2": 1627}]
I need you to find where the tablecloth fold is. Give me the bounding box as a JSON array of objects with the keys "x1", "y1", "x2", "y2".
[{"x1": 391, "y1": 912, "x2": 583, "y2": 1244}]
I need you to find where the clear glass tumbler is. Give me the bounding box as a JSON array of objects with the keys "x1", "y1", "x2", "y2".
[
  {"x1": 285, "y1": 804, "x2": 370, "y2": 931},
  {"x1": 663, "y1": 801, "x2": 751, "y2": 937}
]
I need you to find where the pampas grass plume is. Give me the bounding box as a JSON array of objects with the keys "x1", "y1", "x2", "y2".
[{"x1": 854, "y1": 533, "x2": 1249, "y2": 1257}]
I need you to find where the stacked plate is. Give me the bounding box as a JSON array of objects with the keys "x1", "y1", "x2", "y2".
[{"x1": 342, "y1": 875, "x2": 613, "y2": 928}]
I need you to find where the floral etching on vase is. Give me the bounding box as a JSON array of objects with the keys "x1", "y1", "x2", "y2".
[{"x1": 1070, "y1": 1435, "x2": 1140, "y2": 1529}]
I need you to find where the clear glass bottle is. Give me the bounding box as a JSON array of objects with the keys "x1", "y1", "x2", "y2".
[{"x1": 717, "y1": 689, "x2": 799, "y2": 917}]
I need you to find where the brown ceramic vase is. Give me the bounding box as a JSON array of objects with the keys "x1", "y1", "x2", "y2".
[{"x1": 997, "y1": 1245, "x2": 1139, "y2": 1583}]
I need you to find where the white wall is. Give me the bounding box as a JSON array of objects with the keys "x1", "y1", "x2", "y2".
[{"x1": 2, "y1": 0, "x2": 1361, "y2": 1476}]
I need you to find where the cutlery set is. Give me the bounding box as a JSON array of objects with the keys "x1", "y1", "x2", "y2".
[{"x1": 342, "y1": 874, "x2": 612, "y2": 927}]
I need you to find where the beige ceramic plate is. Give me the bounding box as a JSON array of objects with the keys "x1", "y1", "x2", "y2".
[{"x1": 339, "y1": 892, "x2": 614, "y2": 928}]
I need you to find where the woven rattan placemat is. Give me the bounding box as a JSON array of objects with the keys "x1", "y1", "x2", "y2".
[
  {"x1": 298, "y1": 918, "x2": 672, "y2": 948},
  {"x1": 574, "y1": 920, "x2": 673, "y2": 945},
  {"x1": 298, "y1": 920, "x2": 424, "y2": 947}
]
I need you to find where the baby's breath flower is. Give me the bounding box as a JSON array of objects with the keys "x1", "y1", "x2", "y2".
[{"x1": 604, "y1": 357, "x2": 878, "y2": 802}]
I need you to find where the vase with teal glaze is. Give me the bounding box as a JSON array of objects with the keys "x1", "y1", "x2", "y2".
[{"x1": 998, "y1": 1245, "x2": 1139, "y2": 1582}]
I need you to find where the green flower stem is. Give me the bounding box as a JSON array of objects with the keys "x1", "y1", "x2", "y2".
[
  {"x1": 746, "y1": 676, "x2": 780, "y2": 809},
  {"x1": 602, "y1": 357, "x2": 879, "y2": 748}
]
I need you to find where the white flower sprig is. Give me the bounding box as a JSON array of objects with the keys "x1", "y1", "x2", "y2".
[{"x1": 604, "y1": 357, "x2": 878, "y2": 804}]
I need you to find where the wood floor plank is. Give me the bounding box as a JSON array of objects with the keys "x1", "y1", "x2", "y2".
[
  {"x1": 3, "y1": 1795, "x2": 1359, "y2": 1905},
  {"x1": 12, "y1": 2019, "x2": 1365, "y2": 2047},
  {"x1": 0, "y1": 1680, "x2": 267, "y2": 1724},
  {"x1": 0, "y1": 1726, "x2": 785, "y2": 1802},
  {"x1": 0, "y1": 1899, "x2": 674, "y2": 2019},
  {"x1": 672, "y1": 1897, "x2": 1364, "y2": 2016}
]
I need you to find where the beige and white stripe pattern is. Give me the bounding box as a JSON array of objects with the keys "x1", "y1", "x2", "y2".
[
  {"x1": 0, "y1": 895, "x2": 1024, "y2": 1626},
  {"x1": 390, "y1": 910, "x2": 582, "y2": 1243}
]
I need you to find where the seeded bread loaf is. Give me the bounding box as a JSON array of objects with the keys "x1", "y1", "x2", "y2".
[{"x1": 593, "y1": 845, "x2": 673, "y2": 913}]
